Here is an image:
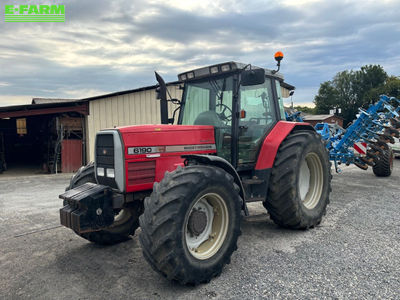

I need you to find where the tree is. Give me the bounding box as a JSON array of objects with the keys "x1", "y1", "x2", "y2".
[
  {"x1": 314, "y1": 81, "x2": 339, "y2": 114},
  {"x1": 293, "y1": 105, "x2": 316, "y2": 114},
  {"x1": 383, "y1": 76, "x2": 400, "y2": 98},
  {"x1": 366, "y1": 76, "x2": 400, "y2": 101},
  {"x1": 314, "y1": 65, "x2": 388, "y2": 126},
  {"x1": 359, "y1": 65, "x2": 388, "y2": 102}
]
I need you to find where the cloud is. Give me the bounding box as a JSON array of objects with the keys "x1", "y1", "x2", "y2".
[{"x1": 0, "y1": 0, "x2": 400, "y2": 107}]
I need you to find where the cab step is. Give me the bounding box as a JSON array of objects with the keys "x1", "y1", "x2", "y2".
[
  {"x1": 242, "y1": 178, "x2": 265, "y2": 185},
  {"x1": 245, "y1": 197, "x2": 265, "y2": 203}
]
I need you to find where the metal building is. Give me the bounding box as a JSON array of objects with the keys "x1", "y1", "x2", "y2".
[{"x1": 302, "y1": 114, "x2": 344, "y2": 127}]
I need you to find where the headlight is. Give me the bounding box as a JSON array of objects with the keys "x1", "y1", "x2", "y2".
[
  {"x1": 97, "y1": 167, "x2": 104, "y2": 176},
  {"x1": 210, "y1": 66, "x2": 219, "y2": 74},
  {"x1": 187, "y1": 72, "x2": 195, "y2": 79},
  {"x1": 106, "y1": 168, "x2": 115, "y2": 178},
  {"x1": 180, "y1": 74, "x2": 187, "y2": 81},
  {"x1": 221, "y1": 64, "x2": 231, "y2": 72}
]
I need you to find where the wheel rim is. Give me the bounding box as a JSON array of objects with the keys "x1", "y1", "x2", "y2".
[
  {"x1": 299, "y1": 152, "x2": 324, "y2": 209},
  {"x1": 185, "y1": 193, "x2": 229, "y2": 260},
  {"x1": 110, "y1": 208, "x2": 132, "y2": 227}
]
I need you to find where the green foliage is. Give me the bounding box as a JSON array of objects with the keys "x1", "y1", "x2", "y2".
[
  {"x1": 366, "y1": 76, "x2": 400, "y2": 101},
  {"x1": 314, "y1": 65, "x2": 388, "y2": 126},
  {"x1": 314, "y1": 81, "x2": 339, "y2": 114},
  {"x1": 293, "y1": 105, "x2": 316, "y2": 114}
]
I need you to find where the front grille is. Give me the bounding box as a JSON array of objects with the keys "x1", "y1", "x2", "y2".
[
  {"x1": 128, "y1": 161, "x2": 156, "y2": 185},
  {"x1": 96, "y1": 133, "x2": 118, "y2": 189},
  {"x1": 96, "y1": 134, "x2": 114, "y2": 167}
]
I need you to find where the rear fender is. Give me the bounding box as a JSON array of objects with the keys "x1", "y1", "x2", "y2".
[
  {"x1": 182, "y1": 154, "x2": 248, "y2": 215},
  {"x1": 255, "y1": 121, "x2": 314, "y2": 170}
]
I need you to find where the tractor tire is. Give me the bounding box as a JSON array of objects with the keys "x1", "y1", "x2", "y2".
[
  {"x1": 263, "y1": 130, "x2": 331, "y2": 229},
  {"x1": 66, "y1": 162, "x2": 96, "y2": 191},
  {"x1": 139, "y1": 165, "x2": 242, "y2": 285},
  {"x1": 373, "y1": 148, "x2": 393, "y2": 177},
  {"x1": 66, "y1": 163, "x2": 142, "y2": 245}
]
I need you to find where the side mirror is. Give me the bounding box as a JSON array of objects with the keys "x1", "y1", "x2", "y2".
[
  {"x1": 155, "y1": 71, "x2": 169, "y2": 124},
  {"x1": 155, "y1": 72, "x2": 167, "y2": 101},
  {"x1": 241, "y1": 69, "x2": 265, "y2": 86}
]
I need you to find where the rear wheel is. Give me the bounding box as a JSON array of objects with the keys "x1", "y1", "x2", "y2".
[
  {"x1": 139, "y1": 165, "x2": 242, "y2": 285},
  {"x1": 373, "y1": 148, "x2": 394, "y2": 177},
  {"x1": 263, "y1": 130, "x2": 331, "y2": 229},
  {"x1": 66, "y1": 163, "x2": 142, "y2": 245}
]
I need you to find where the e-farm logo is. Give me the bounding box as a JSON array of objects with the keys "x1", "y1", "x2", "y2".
[{"x1": 4, "y1": 4, "x2": 65, "y2": 22}]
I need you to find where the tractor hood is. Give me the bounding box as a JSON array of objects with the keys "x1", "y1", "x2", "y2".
[
  {"x1": 110, "y1": 125, "x2": 217, "y2": 193},
  {"x1": 118, "y1": 124, "x2": 216, "y2": 152}
]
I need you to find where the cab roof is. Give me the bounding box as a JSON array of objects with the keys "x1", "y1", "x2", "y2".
[{"x1": 177, "y1": 61, "x2": 284, "y2": 82}]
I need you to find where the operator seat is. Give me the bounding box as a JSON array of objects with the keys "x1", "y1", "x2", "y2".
[
  {"x1": 194, "y1": 111, "x2": 225, "y2": 151},
  {"x1": 194, "y1": 111, "x2": 225, "y2": 127}
]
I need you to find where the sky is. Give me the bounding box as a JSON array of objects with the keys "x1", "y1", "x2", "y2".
[{"x1": 0, "y1": 0, "x2": 400, "y2": 107}]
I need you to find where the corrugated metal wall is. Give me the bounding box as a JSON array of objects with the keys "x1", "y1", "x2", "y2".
[{"x1": 86, "y1": 85, "x2": 182, "y2": 161}]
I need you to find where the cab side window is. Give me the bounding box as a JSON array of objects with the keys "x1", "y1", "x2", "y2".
[{"x1": 238, "y1": 78, "x2": 277, "y2": 164}]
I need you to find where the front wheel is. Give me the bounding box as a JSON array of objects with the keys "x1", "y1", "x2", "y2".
[
  {"x1": 79, "y1": 202, "x2": 142, "y2": 245},
  {"x1": 139, "y1": 165, "x2": 242, "y2": 285},
  {"x1": 263, "y1": 130, "x2": 331, "y2": 229}
]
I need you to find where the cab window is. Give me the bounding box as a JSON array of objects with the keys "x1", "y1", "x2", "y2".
[
  {"x1": 181, "y1": 77, "x2": 234, "y2": 162},
  {"x1": 239, "y1": 78, "x2": 277, "y2": 164}
]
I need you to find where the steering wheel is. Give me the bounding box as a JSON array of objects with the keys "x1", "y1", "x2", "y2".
[{"x1": 216, "y1": 103, "x2": 232, "y2": 122}]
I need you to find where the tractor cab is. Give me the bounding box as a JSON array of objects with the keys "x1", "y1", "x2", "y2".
[{"x1": 171, "y1": 62, "x2": 287, "y2": 168}]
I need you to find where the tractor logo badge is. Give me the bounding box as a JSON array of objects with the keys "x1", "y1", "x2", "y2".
[{"x1": 4, "y1": 4, "x2": 65, "y2": 22}]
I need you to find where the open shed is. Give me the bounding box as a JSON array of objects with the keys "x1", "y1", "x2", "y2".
[{"x1": 0, "y1": 100, "x2": 88, "y2": 174}]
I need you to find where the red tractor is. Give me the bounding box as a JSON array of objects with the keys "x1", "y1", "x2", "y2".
[{"x1": 60, "y1": 54, "x2": 331, "y2": 285}]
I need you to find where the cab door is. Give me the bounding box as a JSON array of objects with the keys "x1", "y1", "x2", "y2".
[{"x1": 238, "y1": 78, "x2": 279, "y2": 165}]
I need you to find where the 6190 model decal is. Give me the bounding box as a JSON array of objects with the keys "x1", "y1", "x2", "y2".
[
  {"x1": 127, "y1": 144, "x2": 216, "y2": 155},
  {"x1": 128, "y1": 147, "x2": 159, "y2": 155}
]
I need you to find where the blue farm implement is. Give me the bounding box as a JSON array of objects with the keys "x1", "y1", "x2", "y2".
[{"x1": 288, "y1": 95, "x2": 400, "y2": 176}]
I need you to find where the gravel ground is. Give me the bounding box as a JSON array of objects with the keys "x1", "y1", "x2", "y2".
[{"x1": 0, "y1": 161, "x2": 399, "y2": 299}]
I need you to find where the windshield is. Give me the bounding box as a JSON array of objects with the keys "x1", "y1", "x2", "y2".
[
  {"x1": 181, "y1": 77, "x2": 233, "y2": 126},
  {"x1": 181, "y1": 76, "x2": 234, "y2": 161}
]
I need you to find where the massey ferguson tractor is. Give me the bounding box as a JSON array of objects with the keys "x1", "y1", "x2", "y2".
[{"x1": 60, "y1": 53, "x2": 332, "y2": 285}]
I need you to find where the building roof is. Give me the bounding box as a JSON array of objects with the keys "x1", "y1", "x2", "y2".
[
  {"x1": 80, "y1": 81, "x2": 182, "y2": 102},
  {"x1": 32, "y1": 98, "x2": 79, "y2": 104},
  {"x1": 303, "y1": 114, "x2": 343, "y2": 121},
  {"x1": 0, "y1": 100, "x2": 88, "y2": 118}
]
